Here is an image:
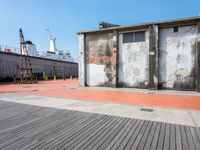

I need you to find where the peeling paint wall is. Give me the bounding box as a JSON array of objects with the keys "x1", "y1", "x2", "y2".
[
  {"x1": 159, "y1": 26, "x2": 197, "y2": 90},
  {"x1": 118, "y1": 31, "x2": 149, "y2": 88},
  {"x1": 78, "y1": 34, "x2": 85, "y2": 86},
  {"x1": 85, "y1": 32, "x2": 117, "y2": 86}
]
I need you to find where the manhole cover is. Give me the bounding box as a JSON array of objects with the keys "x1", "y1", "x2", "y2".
[
  {"x1": 69, "y1": 87, "x2": 76, "y2": 89},
  {"x1": 140, "y1": 108, "x2": 154, "y2": 112}
]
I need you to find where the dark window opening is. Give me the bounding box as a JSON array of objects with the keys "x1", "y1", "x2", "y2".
[
  {"x1": 123, "y1": 31, "x2": 145, "y2": 43},
  {"x1": 123, "y1": 33, "x2": 133, "y2": 43},
  {"x1": 173, "y1": 27, "x2": 179, "y2": 33},
  {"x1": 135, "y1": 31, "x2": 145, "y2": 42}
]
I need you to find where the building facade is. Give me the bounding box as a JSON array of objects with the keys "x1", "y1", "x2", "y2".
[{"x1": 78, "y1": 17, "x2": 200, "y2": 91}]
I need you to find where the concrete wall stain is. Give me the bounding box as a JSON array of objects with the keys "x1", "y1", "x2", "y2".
[
  {"x1": 118, "y1": 31, "x2": 149, "y2": 88},
  {"x1": 79, "y1": 24, "x2": 199, "y2": 91},
  {"x1": 158, "y1": 25, "x2": 197, "y2": 90},
  {"x1": 85, "y1": 33, "x2": 116, "y2": 86}
]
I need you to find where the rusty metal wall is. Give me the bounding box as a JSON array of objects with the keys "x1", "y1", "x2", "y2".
[
  {"x1": 0, "y1": 52, "x2": 78, "y2": 80},
  {"x1": 158, "y1": 25, "x2": 197, "y2": 90},
  {"x1": 118, "y1": 31, "x2": 149, "y2": 88}
]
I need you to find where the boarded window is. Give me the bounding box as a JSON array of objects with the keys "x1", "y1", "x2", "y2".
[{"x1": 123, "y1": 31, "x2": 145, "y2": 43}]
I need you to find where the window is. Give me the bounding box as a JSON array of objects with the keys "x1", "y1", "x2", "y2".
[
  {"x1": 173, "y1": 27, "x2": 179, "y2": 33},
  {"x1": 123, "y1": 31, "x2": 145, "y2": 43},
  {"x1": 135, "y1": 31, "x2": 145, "y2": 42},
  {"x1": 123, "y1": 33, "x2": 133, "y2": 43}
]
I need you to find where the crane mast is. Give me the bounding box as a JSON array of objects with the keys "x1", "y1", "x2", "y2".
[{"x1": 15, "y1": 28, "x2": 37, "y2": 83}]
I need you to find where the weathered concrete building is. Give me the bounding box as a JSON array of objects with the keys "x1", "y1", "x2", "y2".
[{"x1": 78, "y1": 17, "x2": 200, "y2": 91}]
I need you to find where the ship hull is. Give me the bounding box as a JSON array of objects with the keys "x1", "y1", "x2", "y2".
[{"x1": 0, "y1": 51, "x2": 78, "y2": 81}]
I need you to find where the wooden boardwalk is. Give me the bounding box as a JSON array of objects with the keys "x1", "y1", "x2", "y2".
[{"x1": 0, "y1": 101, "x2": 199, "y2": 150}]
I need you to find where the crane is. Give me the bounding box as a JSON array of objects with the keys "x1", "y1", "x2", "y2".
[{"x1": 15, "y1": 28, "x2": 37, "y2": 84}]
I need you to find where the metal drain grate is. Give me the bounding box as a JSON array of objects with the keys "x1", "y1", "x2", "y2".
[
  {"x1": 23, "y1": 86, "x2": 32, "y2": 88},
  {"x1": 31, "y1": 90, "x2": 38, "y2": 92},
  {"x1": 69, "y1": 87, "x2": 76, "y2": 89},
  {"x1": 140, "y1": 108, "x2": 154, "y2": 112},
  {"x1": 147, "y1": 91, "x2": 155, "y2": 94}
]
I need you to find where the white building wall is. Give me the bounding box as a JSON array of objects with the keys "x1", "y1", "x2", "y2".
[
  {"x1": 159, "y1": 25, "x2": 197, "y2": 90},
  {"x1": 118, "y1": 31, "x2": 149, "y2": 88}
]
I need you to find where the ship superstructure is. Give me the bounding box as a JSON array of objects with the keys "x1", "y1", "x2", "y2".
[{"x1": 0, "y1": 30, "x2": 74, "y2": 62}]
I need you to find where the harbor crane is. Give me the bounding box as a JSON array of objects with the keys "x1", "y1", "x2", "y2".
[{"x1": 14, "y1": 28, "x2": 37, "y2": 84}]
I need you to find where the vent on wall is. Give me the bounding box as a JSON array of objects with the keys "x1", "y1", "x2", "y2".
[{"x1": 173, "y1": 27, "x2": 179, "y2": 33}]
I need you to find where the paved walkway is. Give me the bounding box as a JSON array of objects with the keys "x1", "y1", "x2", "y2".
[
  {"x1": 1, "y1": 93, "x2": 200, "y2": 127},
  {"x1": 0, "y1": 79, "x2": 200, "y2": 110},
  {"x1": 0, "y1": 100, "x2": 199, "y2": 150}
]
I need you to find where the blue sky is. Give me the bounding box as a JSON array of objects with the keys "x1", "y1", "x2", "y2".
[{"x1": 0, "y1": 0, "x2": 199, "y2": 60}]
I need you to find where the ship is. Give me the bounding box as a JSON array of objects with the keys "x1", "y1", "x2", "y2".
[
  {"x1": 0, "y1": 30, "x2": 74, "y2": 62},
  {"x1": 0, "y1": 30, "x2": 78, "y2": 81}
]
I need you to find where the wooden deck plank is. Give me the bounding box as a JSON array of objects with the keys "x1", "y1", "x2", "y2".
[
  {"x1": 157, "y1": 123, "x2": 166, "y2": 150},
  {"x1": 103, "y1": 119, "x2": 133, "y2": 150},
  {"x1": 57, "y1": 115, "x2": 116, "y2": 150},
  {"x1": 163, "y1": 123, "x2": 170, "y2": 150},
  {"x1": 143, "y1": 122, "x2": 157, "y2": 150},
  {"x1": 49, "y1": 115, "x2": 108, "y2": 150},
  {"x1": 33, "y1": 114, "x2": 103, "y2": 150},
  {"x1": 121, "y1": 120, "x2": 145, "y2": 150},
  {"x1": 77, "y1": 117, "x2": 122, "y2": 150},
  {"x1": 185, "y1": 126, "x2": 196, "y2": 150},
  {"x1": 74, "y1": 117, "x2": 122, "y2": 150},
  {"x1": 150, "y1": 122, "x2": 162, "y2": 150},
  {"x1": 24, "y1": 113, "x2": 92, "y2": 150},
  {"x1": 189, "y1": 126, "x2": 200, "y2": 150},
  {"x1": 170, "y1": 124, "x2": 176, "y2": 150},
  {"x1": 110, "y1": 119, "x2": 138, "y2": 150},
  {"x1": 175, "y1": 124, "x2": 182, "y2": 150},
  {"x1": 97, "y1": 118, "x2": 129, "y2": 150},
  {"x1": 84, "y1": 117, "x2": 126, "y2": 150},
  {"x1": 0, "y1": 101, "x2": 199, "y2": 150},
  {"x1": 130, "y1": 121, "x2": 150, "y2": 149},
  {"x1": 180, "y1": 125, "x2": 190, "y2": 150}
]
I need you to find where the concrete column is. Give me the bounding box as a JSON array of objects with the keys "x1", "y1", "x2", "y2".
[
  {"x1": 149, "y1": 25, "x2": 159, "y2": 90},
  {"x1": 112, "y1": 31, "x2": 117, "y2": 87},
  {"x1": 78, "y1": 34, "x2": 85, "y2": 87},
  {"x1": 197, "y1": 21, "x2": 200, "y2": 91}
]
